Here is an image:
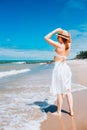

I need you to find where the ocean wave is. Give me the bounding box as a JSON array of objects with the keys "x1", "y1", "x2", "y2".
[
  {"x1": 0, "y1": 69, "x2": 30, "y2": 78},
  {"x1": 12, "y1": 62, "x2": 26, "y2": 64},
  {"x1": 39, "y1": 63, "x2": 47, "y2": 65}
]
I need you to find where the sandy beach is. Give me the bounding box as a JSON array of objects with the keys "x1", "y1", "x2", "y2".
[{"x1": 41, "y1": 60, "x2": 87, "y2": 130}]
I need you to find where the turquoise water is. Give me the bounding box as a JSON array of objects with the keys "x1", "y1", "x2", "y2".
[{"x1": 0, "y1": 60, "x2": 53, "y2": 64}]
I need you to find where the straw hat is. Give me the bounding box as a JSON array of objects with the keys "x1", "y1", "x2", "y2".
[{"x1": 57, "y1": 30, "x2": 69, "y2": 40}]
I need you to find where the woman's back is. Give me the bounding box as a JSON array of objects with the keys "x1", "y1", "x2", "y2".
[{"x1": 55, "y1": 42, "x2": 71, "y2": 57}]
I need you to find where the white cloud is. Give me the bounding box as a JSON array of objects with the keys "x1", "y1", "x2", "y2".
[
  {"x1": 0, "y1": 48, "x2": 54, "y2": 60},
  {"x1": 69, "y1": 24, "x2": 87, "y2": 54}
]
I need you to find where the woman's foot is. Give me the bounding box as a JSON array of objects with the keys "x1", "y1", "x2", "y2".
[
  {"x1": 70, "y1": 111, "x2": 74, "y2": 116},
  {"x1": 57, "y1": 111, "x2": 61, "y2": 116},
  {"x1": 53, "y1": 111, "x2": 61, "y2": 116}
]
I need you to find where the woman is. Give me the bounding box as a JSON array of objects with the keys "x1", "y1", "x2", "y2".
[{"x1": 44, "y1": 28, "x2": 74, "y2": 116}]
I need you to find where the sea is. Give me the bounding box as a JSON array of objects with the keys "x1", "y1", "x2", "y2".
[{"x1": 0, "y1": 60, "x2": 87, "y2": 130}]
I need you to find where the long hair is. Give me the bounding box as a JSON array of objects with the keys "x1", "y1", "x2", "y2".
[{"x1": 61, "y1": 35, "x2": 72, "y2": 50}]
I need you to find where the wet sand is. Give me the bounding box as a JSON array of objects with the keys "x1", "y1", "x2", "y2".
[{"x1": 41, "y1": 60, "x2": 87, "y2": 130}]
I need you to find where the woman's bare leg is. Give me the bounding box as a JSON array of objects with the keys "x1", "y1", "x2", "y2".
[
  {"x1": 57, "y1": 94, "x2": 64, "y2": 115},
  {"x1": 66, "y1": 91, "x2": 74, "y2": 116}
]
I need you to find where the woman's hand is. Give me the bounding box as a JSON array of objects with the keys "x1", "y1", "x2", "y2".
[{"x1": 52, "y1": 28, "x2": 63, "y2": 34}]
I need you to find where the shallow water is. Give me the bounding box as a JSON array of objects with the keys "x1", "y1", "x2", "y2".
[{"x1": 0, "y1": 62, "x2": 87, "y2": 130}]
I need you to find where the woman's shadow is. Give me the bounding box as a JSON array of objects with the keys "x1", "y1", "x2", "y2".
[
  {"x1": 27, "y1": 99, "x2": 70, "y2": 115},
  {"x1": 27, "y1": 100, "x2": 77, "y2": 130}
]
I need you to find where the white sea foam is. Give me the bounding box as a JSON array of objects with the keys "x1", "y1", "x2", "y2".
[
  {"x1": 12, "y1": 62, "x2": 26, "y2": 64},
  {"x1": 39, "y1": 63, "x2": 47, "y2": 65},
  {"x1": 1, "y1": 121, "x2": 43, "y2": 130},
  {"x1": 0, "y1": 88, "x2": 47, "y2": 130},
  {"x1": 0, "y1": 69, "x2": 30, "y2": 78},
  {"x1": 72, "y1": 84, "x2": 87, "y2": 92}
]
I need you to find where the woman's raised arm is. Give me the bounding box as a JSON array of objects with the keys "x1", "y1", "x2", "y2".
[{"x1": 44, "y1": 28, "x2": 63, "y2": 48}]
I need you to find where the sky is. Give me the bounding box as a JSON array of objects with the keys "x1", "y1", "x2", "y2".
[{"x1": 0, "y1": 0, "x2": 87, "y2": 60}]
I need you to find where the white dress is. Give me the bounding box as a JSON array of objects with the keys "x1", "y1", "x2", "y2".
[{"x1": 50, "y1": 53, "x2": 72, "y2": 95}]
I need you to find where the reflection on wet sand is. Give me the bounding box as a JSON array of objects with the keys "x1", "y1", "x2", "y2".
[
  {"x1": 58, "y1": 116, "x2": 77, "y2": 130},
  {"x1": 70, "y1": 117, "x2": 77, "y2": 130},
  {"x1": 58, "y1": 116, "x2": 66, "y2": 130}
]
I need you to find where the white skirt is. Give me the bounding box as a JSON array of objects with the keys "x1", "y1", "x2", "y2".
[{"x1": 50, "y1": 61, "x2": 72, "y2": 95}]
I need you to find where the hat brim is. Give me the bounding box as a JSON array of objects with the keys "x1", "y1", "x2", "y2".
[{"x1": 58, "y1": 34, "x2": 69, "y2": 40}]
